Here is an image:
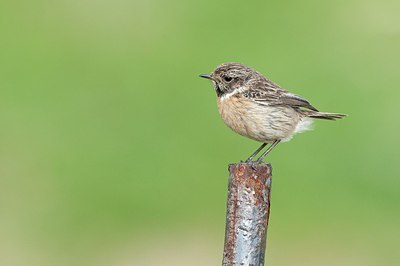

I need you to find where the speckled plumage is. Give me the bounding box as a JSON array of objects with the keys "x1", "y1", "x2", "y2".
[{"x1": 200, "y1": 62, "x2": 346, "y2": 161}]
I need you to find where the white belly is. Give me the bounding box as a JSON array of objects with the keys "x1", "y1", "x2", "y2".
[{"x1": 218, "y1": 96, "x2": 308, "y2": 143}]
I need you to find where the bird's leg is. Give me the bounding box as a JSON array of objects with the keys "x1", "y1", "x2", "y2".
[
  {"x1": 245, "y1": 143, "x2": 267, "y2": 163},
  {"x1": 256, "y1": 140, "x2": 281, "y2": 163}
]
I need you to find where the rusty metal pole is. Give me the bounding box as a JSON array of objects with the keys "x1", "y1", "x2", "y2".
[{"x1": 222, "y1": 163, "x2": 272, "y2": 266}]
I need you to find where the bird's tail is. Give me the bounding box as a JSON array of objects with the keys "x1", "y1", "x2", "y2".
[{"x1": 308, "y1": 112, "x2": 347, "y2": 120}]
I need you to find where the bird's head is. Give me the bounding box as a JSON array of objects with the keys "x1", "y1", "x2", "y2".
[{"x1": 200, "y1": 62, "x2": 255, "y2": 97}]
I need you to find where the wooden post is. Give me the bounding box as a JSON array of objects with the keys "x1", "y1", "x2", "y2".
[{"x1": 222, "y1": 163, "x2": 272, "y2": 266}]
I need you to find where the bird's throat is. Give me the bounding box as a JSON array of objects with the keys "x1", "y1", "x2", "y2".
[{"x1": 215, "y1": 84, "x2": 223, "y2": 97}]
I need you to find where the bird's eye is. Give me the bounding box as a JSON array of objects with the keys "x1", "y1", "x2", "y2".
[{"x1": 224, "y1": 76, "x2": 233, "y2": 82}]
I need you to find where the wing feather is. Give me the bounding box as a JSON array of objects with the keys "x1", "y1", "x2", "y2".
[{"x1": 244, "y1": 79, "x2": 319, "y2": 112}]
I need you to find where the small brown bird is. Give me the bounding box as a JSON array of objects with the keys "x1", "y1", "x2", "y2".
[{"x1": 200, "y1": 62, "x2": 346, "y2": 163}]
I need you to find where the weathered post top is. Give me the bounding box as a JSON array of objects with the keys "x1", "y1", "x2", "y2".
[{"x1": 222, "y1": 163, "x2": 272, "y2": 266}]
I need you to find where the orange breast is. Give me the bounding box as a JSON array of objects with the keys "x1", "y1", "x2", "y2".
[
  {"x1": 217, "y1": 95, "x2": 252, "y2": 138},
  {"x1": 217, "y1": 94, "x2": 301, "y2": 142}
]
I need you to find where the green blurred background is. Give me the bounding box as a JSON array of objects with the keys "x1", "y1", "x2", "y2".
[{"x1": 1, "y1": 0, "x2": 399, "y2": 265}]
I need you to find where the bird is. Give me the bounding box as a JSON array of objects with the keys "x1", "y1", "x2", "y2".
[{"x1": 199, "y1": 62, "x2": 346, "y2": 163}]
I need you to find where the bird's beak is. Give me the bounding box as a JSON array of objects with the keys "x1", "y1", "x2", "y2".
[{"x1": 199, "y1": 73, "x2": 213, "y2": 80}]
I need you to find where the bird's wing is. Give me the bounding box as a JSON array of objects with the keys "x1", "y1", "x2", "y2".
[
  {"x1": 246, "y1": 79, "x2": 319, "y2": 112},
  {"x1": 278, "y1": 93, "x2": 319, "y2": 112}
]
